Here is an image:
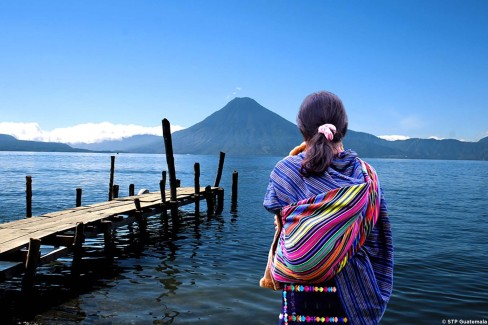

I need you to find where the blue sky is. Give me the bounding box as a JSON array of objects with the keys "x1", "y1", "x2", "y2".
[{"x1": 1, "y1": 0, "x2": 487, "y2": 143}]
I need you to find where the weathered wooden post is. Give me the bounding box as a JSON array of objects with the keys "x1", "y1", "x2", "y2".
[
  {"x1": 169, "y1": 201, "x2": 179, "y2": 227},
  {"x1": 134, "y1": 198, "x2": 142, "y2": 211},
  {"x1": 160, "y1": 171, "x2": 168, "y2": 226},
  {"x1": 112, "y1": 184, "x2": 119, "y2": 199},
  {"x1": 129, "y1": 184, "x2": 135, "y2": 196},
  {"x1": 72, "y1": 222, "x2": 85, "y2": 278},
  {"x1": 205, "y1": 185, "x2": 214, "y2": 217},
  {"x1": 76, "y1": 188, "x2": 82, "y2": 207},
  {"x1": 216, "y1": 188, "x2": 224, "y2": 214},
  {"x1": 162, "y1": 119, "x2": 177, "y2": 202},
  {"x1": 21, "y1": 237, "x2": 41, "y2": 291},
  {"x1": 26, "y1": 176, "x2": 32, "y2": 218},
  {"x1": 101, "y1": 220, "x2": 113, "y2": 261},
  {"x1": 108, "y1": 155, "x2": 115, "y2": 201},
  {"x1": 194, "y1": 163, "x2": 200, "y2": 217},
  {"x1": 214, "y1": 151, "x2": 225, "y2": 187},
  {"x1": 160, "y1": 171, "x2": 167, "y2": 204},
  {"x1": 231, "y1": 170, "x2": 238, "y2": 212},
  {"x1": 134, "y1": 198, "x2": 147, "y2": 235},
  {"x1": 162, "y1": 119, "x2": 179, "y2": 226},
  {"x1": 214, "y1": 152, "x2": 225, "y2": 214}
]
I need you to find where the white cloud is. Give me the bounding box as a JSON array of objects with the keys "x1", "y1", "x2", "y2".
[
  {"x1": 378, "y1": 135, "x2": 411, "y2": 141},
  {"x1": 428, "y1": 136, "x2": 444, "y2": 140},
  {"x1": 0, "y1": 122, "x2": 185, "y2": 144},
  {"x1": 0, "y1": 122, "x2": 48, "y2": 141}
]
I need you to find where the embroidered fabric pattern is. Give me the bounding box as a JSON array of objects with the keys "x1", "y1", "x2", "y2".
[
  {"x1": 279, "y1": 313, "x2": 348, "y2": 323},
  {"x1": 283, "y1": 285, "x2": 337, "y2": 293},
  {"x1": 280, "y1": 285, "x2": 348, "y2": 324}
]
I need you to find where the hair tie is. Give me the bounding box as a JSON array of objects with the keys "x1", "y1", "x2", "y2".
[{"x1": 317, "y1": 124, "x2": 336, "y2": 141}]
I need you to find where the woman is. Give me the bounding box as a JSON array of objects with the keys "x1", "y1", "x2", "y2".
[{"x1": 263, "y1": 91, "x2": 393, "y2": 325}]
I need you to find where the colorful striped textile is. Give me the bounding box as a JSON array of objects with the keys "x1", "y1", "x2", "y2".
[
  {"x1": 264, "y1": 150, "x2": 393, "y2": 325},
  {"x1": 271, "y1": 159, "x2": 380, "y2": 284}
]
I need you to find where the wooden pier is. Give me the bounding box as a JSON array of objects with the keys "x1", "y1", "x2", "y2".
[
  {"x1": 0, "y1": 119, "x2": 238, "y2": 291},
  {"x1": 0, "y1": 186, "x2": 220, "y2": 285}
]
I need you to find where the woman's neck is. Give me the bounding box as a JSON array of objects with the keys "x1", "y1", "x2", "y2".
[{"x1": 334, "y1": 142, "x2": 344, "y2": 155}]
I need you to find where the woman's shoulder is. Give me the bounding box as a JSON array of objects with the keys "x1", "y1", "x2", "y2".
[
  {"x1": 274, "y1": 152, "x2": 305, "y2": 170},
  {"x1": 269, "y1": 153, "x2": 305, "y2": 184}
]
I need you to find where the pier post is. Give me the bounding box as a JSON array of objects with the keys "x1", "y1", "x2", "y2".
[
  {"x1": 205, "y1": 185, "x2": 214, "y2": 217},
  {"x1": 101, "y1": 221, "x2": 113, "y2": 261},
  {"x1": 129, "y1": 184, "x2": 135, "y2": 196},
  {"x1": 214, "y1": 151, "x2": 226, "y2": 187},
  {"x1": 231, "y1": 171, "x2": 238, "y2": 212},
  {"x1": 162, "y1": 171, "x2": 167, "y2": 188},
  {"x1": 160, "y1": 171, "x2": 168, "y2": 225},
  {"x1": 76, "y1": 188, "x2": 82, "y2": 207},
  {"x1": 108, "y1": 155, "x2": 115, "y2": 201},
  {"x1": 134, "y1": 198, "x2": 141, "y2": 211},
  {"x1": 112, "y1": 184, "x2": 119, "y2": 199},
  {"x1": 216, "y1": 188, "x2": 224, "y2": 214},
  {"x1": 21, "y1": 237, "x2": 41, "y2": 292},
  {"x1": 26, "y1": 176, "x2": 32, "y2": 218},
  {"x1": 160, "y1": 171, "x2": 167, "y2": 204},
  {"x1": 134, "y1": 198, "x2": 147, "y2": 235},
  {"x1": 72, "y1": 222, "x2": 85, "y2": 278},
  {"x1": 162, "y1": 119, "x2": 177, "y2": 202},
  {"x1": 194, "y1": 163, "x2": 200, "y2": 218},
  {"x1": 169, "y1": 201, "x2": 179, "y2": 228},
  {"x1": 215, "y1": 152, "x2": 225, "y2": 213},
  {"x1": 162, "y1": 119, "x2": 179, "y2": 224}
]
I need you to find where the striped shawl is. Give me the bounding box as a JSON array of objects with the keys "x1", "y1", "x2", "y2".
[
  {"x1": 264, "y1": 150, "x2": 393, "y2": 325},
  {"x1": 271, "y1": 159, "x2": 379, "y2": 284}
]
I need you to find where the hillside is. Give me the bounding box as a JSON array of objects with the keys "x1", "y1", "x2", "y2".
[
  {"x1": 73, "y1": 134, "x2": 161, "y2": 152},
  {"x1": 165, "y1": 97, "x2": 302, "y2": 155},
  {"x1": 0, "y1": 134, "x2": 90, "y2": 152}
]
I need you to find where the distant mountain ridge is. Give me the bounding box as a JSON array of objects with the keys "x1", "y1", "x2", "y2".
[
  {"x1": 99, "y1": 97, "x2": 488, "y2": 160},
  {"x1": 73, "y1": 134, "x2": 160, "y2": 152},
  {"x1": 0, "y1": 134, "x2": 90, "y2": 152},
  {"x1": 343, "y1": 131, "x2": 488, "y2": 160},
  {"x1": 1, "y1": 97, "x2": 487, "y2": 160}
]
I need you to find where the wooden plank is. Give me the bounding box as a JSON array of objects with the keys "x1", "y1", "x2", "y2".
[
  {"x1": 40, "y1": 246, "x2": 72, "y2": 264},
  {"x1": 3, "y1": 218, "x2": 70, "y2": 231},
  {"x1": 50, "y1": 199, "x2": 129, "y2": 215},
  {"x1": 0, "y1": 216, "x2": 47, "y2": 229},
  {"x1": 0, "y1": 228, "x2": 35, "y2": 241},
  {"x1": 41, "y1": 200, "x2": 130, "y2": 218},
  {"x1": 41, "y1": 205, "x2": 92, "y2": 218}
]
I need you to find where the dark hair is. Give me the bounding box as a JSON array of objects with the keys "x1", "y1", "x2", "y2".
[{"x1": 297, "y1": 91, "x2": 348, "y2": 176}]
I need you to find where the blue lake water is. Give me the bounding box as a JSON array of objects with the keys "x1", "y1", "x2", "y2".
[{"x1": 0, "y1": 152, "x2": 487, "y2": 324}]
